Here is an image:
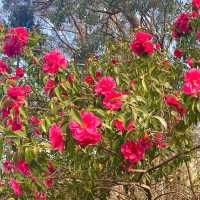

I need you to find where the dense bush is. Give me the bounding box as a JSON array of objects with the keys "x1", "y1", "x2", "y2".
[{"x1": 0, "y1": 1, "x2": 200, "y2": 199}]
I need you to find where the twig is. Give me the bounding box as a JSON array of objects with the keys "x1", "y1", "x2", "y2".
[
  {"x1": 147, "y1": 145, "x2": 200, "y2": 173},
  {"x1": 185, "y1": 161, "x2": 198, "y2": 200}
]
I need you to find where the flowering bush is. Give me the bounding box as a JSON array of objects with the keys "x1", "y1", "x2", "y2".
[{"x1": 0, "y1": 1, "x2": 200, "y2": 199}]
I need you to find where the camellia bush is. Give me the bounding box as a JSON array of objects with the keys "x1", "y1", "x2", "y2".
[{"x1": 0, "y1": 1, "x2": 200, "y2": 200}]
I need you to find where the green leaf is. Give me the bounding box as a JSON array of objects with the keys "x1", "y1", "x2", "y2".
[
  {"x1": 153, "y1": 116, "x2": 167, "y2": 129},
  {"x1": 141, "y1": 78, "x2": 148, "y2": 92},
  {"x1": 69, "y1": 109, "x2": 82, "y2": 124}
]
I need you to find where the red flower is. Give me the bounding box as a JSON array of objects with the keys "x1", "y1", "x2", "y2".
[
  {"x1": 164, "y1": 95, "x2": 187, "y2": 115},
  {"x1": 43, "y1": 178, "x2": 54, "y2": 188},
  {"x1": 47, "y1": 161, "x2": 55, "y2": 174},
  {"x1": 172, "y1": 13, "x2": 191, "y2": 38},
  {"x1": 113, "y1": 119, "x2": 126, "y2": 132},
  {"x1": 7, "y1": 86, "x2": 24, "y2": 100},
  {"x1": 15, "y1": 67, "x2": 25, "y2": 78},
  {"x1": 49, "y1": 123, "x2": 64, "y2": 152},
  {"x1": 129, "y1": 32, "x2": 154, "y2": 56},
  {"x1": 43, "y1": 49, "x2": 67, "y2": 74},
  {"x1": 7, "y1": 116, "x2": 23, "y2": 131},
  {"x1": 44, "y1": 79, "x2": 56, "y2": 94},
  {"x1": 139, "y1": 134, "x2": 152, "y2": 150},
  {"x1": 155, "y1": 42, "x2": 161, "y2": 49},
  {"x1": 33, "y1": 128, "x2": 41, "y2": 136},
  {"x1": 193, "y1": 0, "x2": 200, "y2": 9},
  {"x1": 0, "y1": 59, "x2": 9, "y2": 73},
  {"x1": 30, "y1": 116, "x2": 41, "y2": 126},
  {"x1": 102, "y1": 90, "x2": 124, "y2": 110},
  {"x1": 66, "y1": 73, "x2": 75, "y2": 82},
  {"x1": 16, "y1": 160, "x2": 31, "y2": 177},
  {"x1": 3, "y1": 27, "x2": 28, "y2": 57},
  {"x1": 112, "y1": 57, "x2": 118, "y2": 64},
  {"x1": 2, "y1": 106, "x2": 11, "y2": 117},
  {"x1": 121, "y1": 141, "x2": 145, "y2": 164},
  {"x1": 127, "y1": 120, "x2": 136, "y2": 131},
  {"x1": 84, "y1": 75, "x2": 95, "y2": 85},
  {"x1": 3, "y1": 160, "x2": 14, "y2": 172},
  {"x1": 7, "y1": 85, "x2": 29, "y2": 103},
  {"x1": 23, "y1": 84, "x2": 31, "y2": 96},
  {"x1": 182, "y1": 68, "x2": 200, "y2": 96},
  {"x1": 68, "y1": 111, "x2": 101, "y2": 146},
  {"x1": 174, "y1": 48, "x2": 183, "y2": 58},
  {"x1": 153, "y1": 133, "x2": 167, "y2": 149},
  {"x1": 9, "y1": 179, "x2": 22, "y2": 196},
  {"x1": 6, "y1": 85, "x2": 30, "y2": 112},
  {"x1": 95, "y1": 70, "x2": 102, "y2": 78},
  {"x1": 95, "y1": 76, "x2": 116, "y2": 95},
  {"x1": 34, "y1": 191, "x2": 47, "y2": 200},
  {"x1": 192, "y1": 11, "x2": 199, "y2": 18}
]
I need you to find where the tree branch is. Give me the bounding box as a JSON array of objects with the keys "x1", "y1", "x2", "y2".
[{"x1": 147, "y1": 145, "x2": 200, "y2": 173}]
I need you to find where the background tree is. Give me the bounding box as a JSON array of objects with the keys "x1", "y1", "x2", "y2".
[
  {"x1": 2, "y1": 0, "x2": 35, "y2": 28},
  {"x1": 1, "y1": 0, "x2": 189, "y2": 61}
]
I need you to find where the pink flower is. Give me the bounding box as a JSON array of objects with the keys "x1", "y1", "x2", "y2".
[
  {"x1": 9, "y1": 179, "x2": 22, "y2": 196},
  {"x1": 127, "y1": 120, "x2": 136, "y2": 131},
  {"x1": 121, "y1": 141, "x2": 145, "y2": 163},
  {"x1": 182, "y1": 68, "x2": 200, "y2": 96},
  {"x1": 43, "y1": 49, "x2": 67, "y2": 74},
  {"x1": 192, "y1": 11, "x2": 199, "y2": 18},
  {"x1": 1, "y1": 106, "x2": 11, "y2": 117},
  {"x1": 113, "y1": 119, "x2": 126, "y2": 132},
  {"x1": 3, "y1": 27, "x2": 28, "y2": 57},
  {"x1": 164, "y1": 95, "x2": 187, "y2": 115},
  {"x1": 44, "y1": 79, "x2": 56, "y2": 94},
  {"x1": 16, "y1": 160, "x2": 31, "y2": 176},
  {"x1": 49, "y1": 123, "x2": 64, "y2": 152},
  {"x1": 95, "y1": 76, "x2": 116, "y2": 95},
  {"x1": 15, "y1": 67, "x2": 25, "y2": 78},
  {"x1": 153, "y1": 133, "x2": 167, "y2": 149},
  {"x1": 3, "y1": 160, "x2": 14, "y2": 172},
  {"x1": 174, "y1": 48, "x2": 183, "y2": 58},
  {"x1": 139, "y1": 134, "x2": 152, "y2": 150},
  {"x1": 43, "y1": 178, "x2": 54, "y2": 188},
  {"x1": 34, "y1": 191, "x2": 47, "y2": 200},
  {"x1": 113, "y1": 119, "x2": 135, "y2": 132},
  {"x1": 84, "y1": 75, "x2": 95, "y2": 85},
  {"x1": 185, "y1": 57, "x2": 193, "y2": 67},
  {"x1": 68, "y1": 111, "x2": 101, "y2": 146},
  {"x1": 103, "y1": 90, "x2": 124, "y2": 110},
  {"x1": 30, "y1": 116, "x2": 41, "y2": 126},
  {"x1": 7, "y1": 85, "x2": 30, "y2": 105},
  {"x1": 0, "y1": 59, "x2": 9, "y2": 73},
  {"x1": 172, "y1": 13, "x2": 191, "y2": 38},
  {"x1": 7, "y1": 86, "x2": 24, "y2": 100},
  {"x1": 129, "y1": 32, "x2": 154, "y2": 56},
  {"x1": 23, "y1": 84, "x2": 31, "y2": 96},
  {"x1": 193, "y1": 0, "x2": 200, "y2": 9}
]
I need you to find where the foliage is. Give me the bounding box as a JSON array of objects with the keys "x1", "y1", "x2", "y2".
[{"x1": 0, "y1": 1, "x2": 199, "y2": 200}]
